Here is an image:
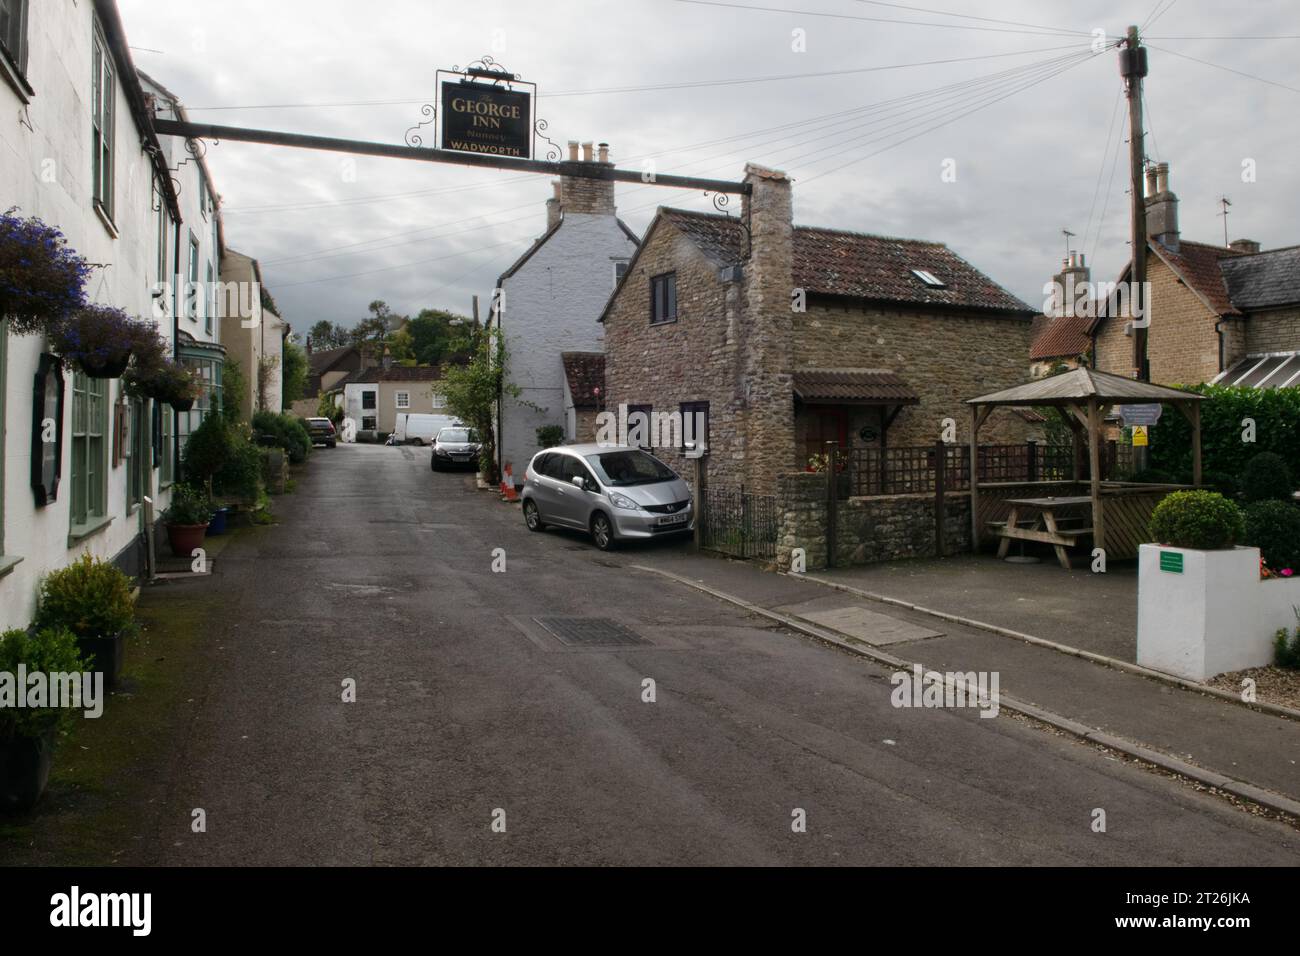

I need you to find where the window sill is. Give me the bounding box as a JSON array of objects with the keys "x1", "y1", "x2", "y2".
[
  {"x1": 94, "y1": 202, "x2": 119, "y2": 239},
  {"x1": 0, "y1": 555, "x2": 24, "y2": 579},
  {"x1": 0, "y1": 46, "x2": 33, "y2": 103},
  {"x1": 649, "y1": 318, "x2": 678, "y2": 327},
  {"x1": 68, "y1": 514, "x2": 114, "y2": 547}
]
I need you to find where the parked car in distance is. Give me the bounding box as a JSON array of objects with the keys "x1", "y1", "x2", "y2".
[
  {"x1": 521, "y1": 444, "x2": 693, "y2": 551},
  {"x1": 303, "y1": 417, "x2": 337, "y2": 448},
  {"x1": 431, "y1": 426, "x2": 482, "y2": 471},
  {"x1": 394, "y1": 412, "x2": 460, "y2": 446}
]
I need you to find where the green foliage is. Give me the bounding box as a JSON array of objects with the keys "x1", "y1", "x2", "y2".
[
  {"x1": 406, "y1": 309, "x2": 468, "y2": 366},
  {"x1": 1275, "y1": 611, "x2": 1300, "y2": 670},
  {"x1": 535, "y1": 424, "x2": 565, "y2": 449},
  {"x1": 308, "y1": 320, "x2": 350, "y2": 350},
  {"x1": 35, "y1": 554, "x2": 136, "y2": 640},
  {"x1": 1149, "y1": 385, "x2": 1300, "y2": 487},
  {"x1": 441, "y1": 326, "x2": 515, "y2": 482},
  {"x1": 213, "y1": 424, "x2": 264, "y2": 501},
  {"x1": 281, "y1": 339, "x2": 308, "y2": 409},
  {"x1": 252, "y1": 411, "x2": 311, "y2": 464},
  {"x1": 1243, "y1": 500, "x2": 1300, "y2": 571},
  {"x1": 316, "y1": 391, "x2": 343, "y2": 424},
  {"x1": 1241, "y1": 452, "x2": 1294, "y2": 503},
  {"x1": 183, "y1": 413, "x2": 232, "y2": 491},
  {"x1": 162, "y1": 484, "x2": 213, "y2": 525},
  {"x1": 221, "y1": 359, "x2": 246, "y2": 425},
  {"x1": 0, "y1": 626, "x2": 85, "y2": 737},
  {"x1": 1148, "y1": 490, "x2": 1246, "y2": 550}
]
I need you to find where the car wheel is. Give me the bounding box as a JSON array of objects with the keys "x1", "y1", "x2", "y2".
[
  {"x1": 523, "y1": 499, "x2": 545, "y2": 532},
  {"x1": 431, "y1": 458, "x2": 440, "y2": 471},
  {"x1": 591, "y1": 512, "x2": 616, "y2": 551}
]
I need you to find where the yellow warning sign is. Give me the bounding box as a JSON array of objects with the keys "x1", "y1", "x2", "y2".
[{"x1": 1132, "y1": 425, "x2": 1148, "y2": 447}]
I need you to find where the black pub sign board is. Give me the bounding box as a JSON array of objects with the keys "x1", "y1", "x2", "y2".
[{"x1": 440, "y1": 81, "x2": 531, "y2": 158}]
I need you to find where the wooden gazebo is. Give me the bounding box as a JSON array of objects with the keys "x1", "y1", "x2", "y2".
[{"x1": 966, "y1": 368, "x2": 1204, "y2": 562}]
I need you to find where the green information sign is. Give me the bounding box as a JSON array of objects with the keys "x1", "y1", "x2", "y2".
[{"x1": 1159, "y1": 551, "x2": 1184, "y2": 573}]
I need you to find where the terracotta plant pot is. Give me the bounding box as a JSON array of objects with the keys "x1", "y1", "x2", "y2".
[
  {"x1": 76, "y1": 630, "x2": 125, "y2": 689},
  {"x1": 166, "y1": 522, "x2": 209, "y2": 558},
  {"x1": 0, "y1": 724, "x2": 58, "y2": 813}
]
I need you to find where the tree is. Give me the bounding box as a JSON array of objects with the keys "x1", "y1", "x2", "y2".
[
  {"x1": 406, "y1": 308, "x2": 468, "y2": 366},
  {"x1": 441, "y1": 326, "x2": 519, "y2": 482},
  {"x1": 308, "y1": 320, "x2": 349, "y2": 350},
  {"x1": 222, "y1": 359, "x2": 246, "y2": 425},
  {"x1": 281, "y1": 339, "x2": 308, "y2": 409}
]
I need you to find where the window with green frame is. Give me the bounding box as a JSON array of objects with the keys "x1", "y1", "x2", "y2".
[
  {"x1": 0, "y1": 318, "x2": 7, "y2": 561},
  {"x1": 70, "y1": 372, "x2": 107, "y2": 532},
  {"x1": 160, "y1": 402, "x2": 174, "y2": 486},
  {"x1": 126, "y1": 397, "x2": 145, "y2": 510},
  {"x1": 176, "y1": 353, "x2": 223, "y2": 453}
]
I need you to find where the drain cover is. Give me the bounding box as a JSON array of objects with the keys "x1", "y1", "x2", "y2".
[{"x1": 533, "y1": 617, "x2": 648, "y2": 647}]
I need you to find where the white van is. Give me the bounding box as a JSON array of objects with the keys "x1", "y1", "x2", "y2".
[{"x1": 394, "y1": 413, "x2": 461, "y2": 446}]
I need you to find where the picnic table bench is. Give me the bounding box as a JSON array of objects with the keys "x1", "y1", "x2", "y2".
[{"x1": 991, "y1": 495, "x2": 1094, "y2": 570}]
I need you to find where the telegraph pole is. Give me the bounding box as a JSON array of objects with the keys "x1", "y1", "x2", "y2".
[{"x1": 1120, "y1": 25, "x2": 1149, "y2": 382}]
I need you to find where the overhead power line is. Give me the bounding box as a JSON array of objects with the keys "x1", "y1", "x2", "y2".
[{"x1": 1146, "y1": 43, "x2": 1300, "y2": 95}]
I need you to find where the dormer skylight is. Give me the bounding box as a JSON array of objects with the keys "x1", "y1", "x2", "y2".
[{"x1": 911, "y1": 269, "x2": 946, "y2": 288}]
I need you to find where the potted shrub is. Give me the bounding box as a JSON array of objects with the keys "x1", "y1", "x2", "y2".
[
  {"x1": 48, "y1": 305, "x2": 159, "y2": 379},
  {"x1": 162, "y1": 484, "x2": 213, "y2": 557},
  {"x1": 0, "y1": 625, "x2": 83, "y2": 812},
  {"x1": 34, "y1": 554, "x2": 135, "y2": 689},
  {"x1": 0, "y1": 210, "x2": 92, "y2": 335}
]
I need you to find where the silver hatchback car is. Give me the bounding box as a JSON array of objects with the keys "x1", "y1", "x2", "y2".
[{"x1": 521, "y1": 444, "x2": 693, "y2": 550}]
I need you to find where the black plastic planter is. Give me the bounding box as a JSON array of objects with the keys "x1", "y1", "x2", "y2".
[
  {"x1": 79, "y1": 352, "x2": 131, "y2": 379},
  {"x1": 0, "y1": 725, "x2": 57, "y2": 813},
  {"x1": 76, "y1": 631, "x2": 124, "y2": 689},
  {"x1": 169, "y1": 396, "x2": 195, "y2": 412}
]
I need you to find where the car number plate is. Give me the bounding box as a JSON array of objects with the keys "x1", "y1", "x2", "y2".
[{"x1": 657, "y1": 513, "x2": 688, "y2": 525}]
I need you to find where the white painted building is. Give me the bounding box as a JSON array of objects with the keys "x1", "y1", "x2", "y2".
[
  {"x1": 0, "y1": 0, "x2": 228, "y2": 631},
  {"x1": 492, "y1": 141, "x2": 637, "y2": 476}
]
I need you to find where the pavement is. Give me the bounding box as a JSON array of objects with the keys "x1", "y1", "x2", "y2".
[{"x1": 6, "y1": 442, "x2": 1298, "y2": 866}]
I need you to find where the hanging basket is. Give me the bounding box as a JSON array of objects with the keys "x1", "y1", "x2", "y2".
[
  {"x1": 76, "y1": 350, "x2": 132, "y2": 379},
  {"x1": 169, "y1": 396, "x2": 195, "y2": 412}
]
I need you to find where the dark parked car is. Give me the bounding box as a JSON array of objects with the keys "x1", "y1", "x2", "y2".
[
  {"x1": 304, "y1": 417, "x2": 337, "y2": 448},
  {"x1": 431, "y1": 426, "x2": 481, "y2": 471}
]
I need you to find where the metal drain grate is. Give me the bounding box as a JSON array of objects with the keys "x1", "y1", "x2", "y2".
[{"x1": 533, "y1": 617, "x2": 649, "y2": 647}]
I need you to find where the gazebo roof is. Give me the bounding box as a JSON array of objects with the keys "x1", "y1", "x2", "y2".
[{"x1": 966, "y1": 367, "x2": 1204, "y2": 407}]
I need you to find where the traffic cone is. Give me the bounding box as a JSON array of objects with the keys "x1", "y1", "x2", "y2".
[{"x1": 500, "y1": 463, "x2": 519, "y2": 501}]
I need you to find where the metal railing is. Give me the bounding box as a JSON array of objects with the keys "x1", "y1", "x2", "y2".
[{"x1": 699, "y1": 485, "x2": 779, "y2": 562}]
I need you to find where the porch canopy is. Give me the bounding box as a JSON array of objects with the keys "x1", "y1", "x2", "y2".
[
  {"x1": 794, "y1": 368, "x2": 920, "y2": 482},
  {"x1": 964, "y1": 367, "x2": 1205, "y2": 555}
]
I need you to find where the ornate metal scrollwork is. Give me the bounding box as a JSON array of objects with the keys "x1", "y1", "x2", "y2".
[
  {"x1": 535, "y1": 118, "x2": 561, "y2": 162},
  {"x1": 404, "y1": 103, "x2": 436, "y2": 148},
  {"x1": 453, "y1": 55, "x2": 518, "y2": 85},
  {"x1": 704, "y1": 191, "x2": 753, "y2": 258}
]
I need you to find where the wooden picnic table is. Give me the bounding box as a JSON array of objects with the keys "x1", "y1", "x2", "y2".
[{"x1": 993, "y1": 495, "x2": 1095, "y2": 570}]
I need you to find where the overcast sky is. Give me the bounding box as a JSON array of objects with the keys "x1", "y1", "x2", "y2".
[{"x1": 118, "y1": 0, "x2": 1299, "y2": 334}]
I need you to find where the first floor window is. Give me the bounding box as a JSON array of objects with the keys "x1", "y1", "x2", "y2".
[
  {"x1": 126, "y1": 398, "x2": 145, "y2": 509},
  {"x1": 0, "y1": 319, "x2": 6, "y2": 555},
  {"x1": 0, "y1": 0, "x2": 29, "y2": 76},
  {"x1": 430, "y1": 392, "x2": 446, "y2": 408},
  {"x1": 91, "y1": 21, "x2": 115, "y2": 220},
  {"x1": 205, "y1": 262, "x2": 214, "y2": 334},
  {"x1": 395, "y1": 391, "x2": 410, "y2": 409},
  {"x1": 362, "y1": 390, "x2": 376, "y2": 410},
  {"x1": 160, "y1": 403, "x2": 174, "y2": 485},
  {"x1": 187, "y1": 235, "x2": 200, "y2": 321},
  {"x1": 650, "y1": 272, "x2": 677, "y2": 324},
  {"x1": 70, "y1": 372, "x2": 107, "y2": 530}
]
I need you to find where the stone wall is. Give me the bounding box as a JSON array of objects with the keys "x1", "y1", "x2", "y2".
[
  {"x1": 1245, "y1": 306, "x2": 1300, "y2": 355},
  {"x1": 774, "y1": 472, "x2": 971, "y2": 571},
  {"x1": 795, "y1": 299, "x2": 1037, "y2": 447}
]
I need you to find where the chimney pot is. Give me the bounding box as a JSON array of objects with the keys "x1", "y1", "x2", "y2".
[
  {"x1": 581, "y1": 142, "x2": 594, "y2": 162},
  {"x1": 1228, "y1": 238, "x2": 1261, "y2": 254},
  {"x1": 597, "y1": 142, "x2": 609, "y2": 164},
  {"x1": 1154, "y1": 161, "x2": 1170, "y2": 195},
  {"x1": 1145, "y1": 165, "x2": 1159, "y2": 198},
  {"x1": 567, "y1": 141, "x2": 579, "y2": 161}
]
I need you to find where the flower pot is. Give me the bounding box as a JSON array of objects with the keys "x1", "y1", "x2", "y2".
[
  {"x1": 169, "y1": 396, "x2": 195, "y2": 412},
  {"x1": 0, "y1": 724, "x2": 58, "y2": 813},
  {"x1": 78, "y1": 352, "x2": 132, "y2": 379},
  {"x1": 76, "y1": 630, "x2": 125, "y2": 689},
  {"x1": 166, "y1": 522, "x2": 209, "y2": 558},
  {"x1": 206, "y1": 507, "x2": 229, "y2": 536}
]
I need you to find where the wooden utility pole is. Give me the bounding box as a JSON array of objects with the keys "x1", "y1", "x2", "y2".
[{"x1": 1121, "y1": 25, "x2": 1150, "y2": 382}]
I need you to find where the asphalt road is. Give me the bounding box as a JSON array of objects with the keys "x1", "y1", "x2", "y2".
[{"x1": 147, "y1": 443, "x2": 1298, "y2": 865}]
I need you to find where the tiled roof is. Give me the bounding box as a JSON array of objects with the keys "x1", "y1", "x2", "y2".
[
  {"x1": 1030, "y1": 313, "x2": 1093, "y2": 360},
  {"x1": 561, "y1": 351, "x2": 605, "y2": 409},
  {"x1": 309, "y1": 345, "x2": 357, "y2": 375},
  {"x1": 1220, "y1": 245, "x2": 1300, "y2": 311},
  {"x1": 793, "y1": 368, "x2": 920, "y2": 404},
  {"x1": 352, "y1": 365, "x2": 443, "y2": 384},
  {"x1": 1150, "y1": 239, "x2": 1247, "y2": 317},
  {"x1": 658, "y1": 208, "x2": 1033, "y2": 315},
  {"x1": 968, "y1": 367, "x2": 1202, "y2": 406}
]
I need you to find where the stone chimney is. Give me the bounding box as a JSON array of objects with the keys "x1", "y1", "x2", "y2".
[
  {"x1": 1050, "y1": 251, "x2": 1091, "y2": 317},
  {"x1": 546, "y1": 180, "x2": 562, "y2": 230},
  {"x1": 557, "y1": 138, "x2": 615, "y2": 216},
  {"x1": 1228, "y1": 238, "x2": 1261, "y2": 254},
  {"x1": 1145, "y1": 161, "x2": 1179, "y2": 251},
  {"x1": 739, "y1": 162, "x2": 795, "y2": 490}
]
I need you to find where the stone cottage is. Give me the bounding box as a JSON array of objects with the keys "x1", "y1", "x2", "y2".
[{"x1": 599, "y1": 163, "x2": 1038, "y2": 494}]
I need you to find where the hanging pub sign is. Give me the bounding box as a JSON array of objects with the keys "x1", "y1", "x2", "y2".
[
  {"x1": 30, "y1": 353, "x2": 65, "y2": 507},
  {"x1": 431, "y1": 58, "x2": 536, "y2": 160}
]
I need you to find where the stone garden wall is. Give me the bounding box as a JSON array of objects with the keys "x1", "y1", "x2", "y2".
[{"x1": 776, "y1": 472, "x2": 970, "y2": 571}]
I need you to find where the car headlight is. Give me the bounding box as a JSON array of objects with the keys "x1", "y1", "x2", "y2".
[{"x1": 608, "y1": 492, "x2": 640, "y2": 511}]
